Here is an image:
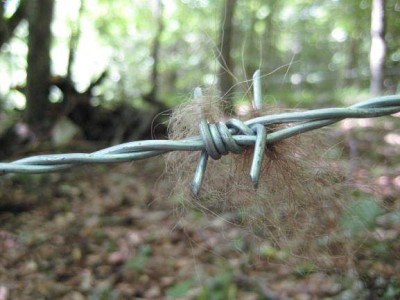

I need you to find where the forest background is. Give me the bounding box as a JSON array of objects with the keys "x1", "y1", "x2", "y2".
[{"x1": 0, "y1": 0, "x2": 399, "y2": 299}]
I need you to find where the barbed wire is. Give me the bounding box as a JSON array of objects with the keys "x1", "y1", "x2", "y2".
[{"x1": 0, "y1": 71, "x2": 399, "y2": 194}]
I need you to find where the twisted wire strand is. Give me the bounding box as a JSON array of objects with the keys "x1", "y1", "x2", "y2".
[{"x1": 1, "y1": 94, "x2": 399, "y2": 193}]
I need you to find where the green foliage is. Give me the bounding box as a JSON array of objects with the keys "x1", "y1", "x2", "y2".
[
  {"x1": 1, "y1": 0, "x2": 399, "y2": 113},
  {"x1": 166, "y1": 280, "x2": 193, "y2": 298},
  {"x1": 260, "y1": 244, "x2": 288, "y2": 261},
  {"x1": 197, "y1": 269, "x2": 238, "y2": 300},
  {"x1": 292, "y1": 261, "x2": 316, "y2": 277},
  {"x1": 383, "y1": 278, "x2": 400, "y2": 300},
  {"x1": 124, "y1": 244, "x2": 152, "y2": 272},
  {"x1": 88, "y1": 287, "x2": 119, "y2": 300},
  {"x1": 340, "y1": 197, "x2": 384, "y2": 235},
  {"x1": 229, "y1": 237, "x2": 246, "y2": 251}
]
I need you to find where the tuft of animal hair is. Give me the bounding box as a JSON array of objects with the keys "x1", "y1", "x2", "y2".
[{"x1": 165, "y1": 89, "x2": 362, "y2": 268}]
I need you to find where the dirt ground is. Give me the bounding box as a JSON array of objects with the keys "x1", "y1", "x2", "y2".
[{"x1": 0, "y1": 117, "x2": 399, "y2": 299}]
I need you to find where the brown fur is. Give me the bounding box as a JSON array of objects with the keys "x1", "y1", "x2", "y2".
[{"x1": 165, "y1": 92, "x2": 363, "y2": 268}]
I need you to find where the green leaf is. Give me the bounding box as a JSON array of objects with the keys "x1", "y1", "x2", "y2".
[
  {"x1": 340, "y1": 198, "x2": 384, "y2": 235},
  {"x1": 124, "y1": 244, "x2": 152, "y2": 271},
  {"x1": 383, "y1": 278, "x2": 400, "y2": 299},
  {"x1": 166, "y1": 280, "x2": 193, "y2": 298},
  {"x1": 293, "y1": 261, "x2": 316, "y2": 277}
]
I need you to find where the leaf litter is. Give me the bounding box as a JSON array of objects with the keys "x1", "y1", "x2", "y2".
[{"x1": 0, "y1": 112, "x2": 399, "y2": 299}]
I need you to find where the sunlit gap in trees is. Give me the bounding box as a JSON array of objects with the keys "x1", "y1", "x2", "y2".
[
  {"x1": 1, "y1": 0, "x2": 399, "y2": 112},
  {"x1": 0, "y1": 0, "x2": 113, "y2": 109}
]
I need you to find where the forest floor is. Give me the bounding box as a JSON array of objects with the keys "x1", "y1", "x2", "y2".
[{"x1": 0, "y1": 117, "x2": 400, "y2": 300}]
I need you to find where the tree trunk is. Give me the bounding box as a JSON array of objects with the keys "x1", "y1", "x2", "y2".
[
  {"x1": 67, "y1": 0, "x2": 84, "y2": 82},
  {"x1": 149, "y1": 0, "x2": 164, "y2": 99},
  {"x1": 369, "y1": 0, "x2": 386, "y2": 95},
  {"x1": 0, "y1": 0, "x2": 27, "y2": 49},
  {"x1": 243, "y1": 6, "x2": 257, "y2": 81},
  {"x1": 25, "y1": 0, "x2": 55, "y2": 130},
  {"x1": 344, "y1": 38, "x2": 360, "y2": 87},
  {"x1": 142, "y1": 0, "x2": 167, "y2": 111},
  {"x1": 218, "y1": 0, "x2": 237, "y2": 114}
]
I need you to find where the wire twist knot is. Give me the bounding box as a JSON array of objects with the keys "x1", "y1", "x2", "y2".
[
  {"x1": 195, "y1": 118, "x2": 268, "y2": 192},
  {"x1": 199, "y1": 118, "x2": 258, "y2": 160}
]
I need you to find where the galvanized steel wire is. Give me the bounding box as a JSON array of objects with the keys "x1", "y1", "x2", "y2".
[
  {"x1": 0, "y1": 96, "x2": 398, "y2": 166},
  {"x1": 0, "y1": 72, "x2": 399, "y2": 194}
]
